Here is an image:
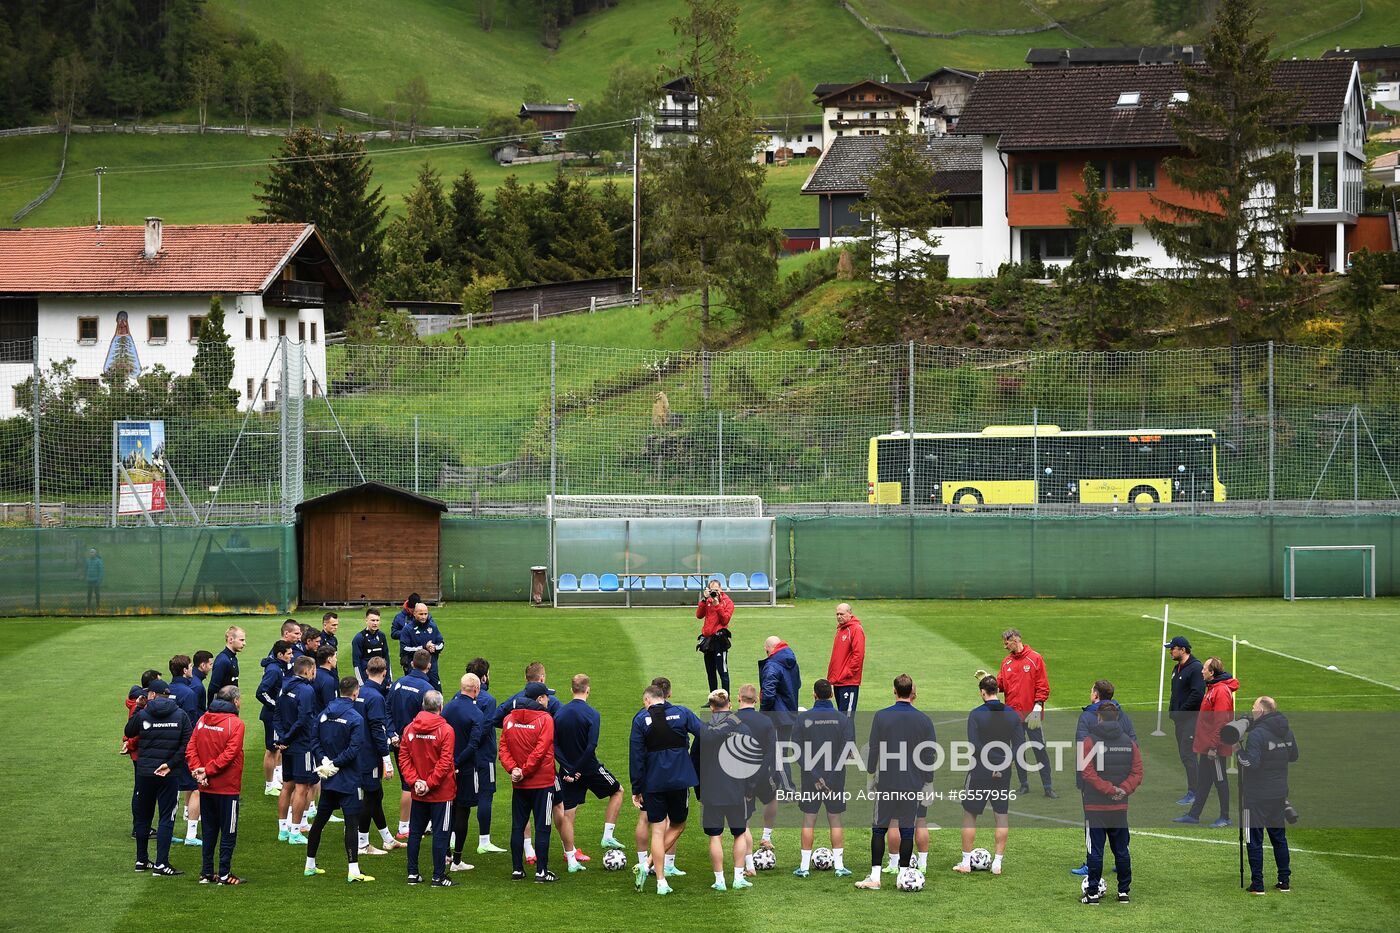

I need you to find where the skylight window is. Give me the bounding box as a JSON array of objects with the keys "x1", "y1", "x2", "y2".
[
  {"x1": 1115, "y1": 91, "x2": 1141, "y2": 107},
  {"x1": 1171, "y1": 91, "x2": 1189, "y2": 103}
]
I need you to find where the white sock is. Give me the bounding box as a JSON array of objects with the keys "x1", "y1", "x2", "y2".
[
  {"x1": 868, "y1": 866, "x2": 881, "y2": 882},
  {"x1": 665, "y1": 853, "x2": 675, "y2": 869},
  {"x1": 182, "y1": 806, "x2": 189, "y2": 821},
  {"x1": 744, "y1": 853, "x2": 754, "y2": 871},
  {"x1": 398, "y1": 820, "x2": 410, "y2": 835},
  {"x1": 888, "y1": 852, "x2": 899, "y2": 869},
  {"x1": 714, "y1": 870, "x2": 725, "y2": 884},
  {"x1": 800, "y1": 849, "x2": 812, "y2": 871},
  {"x1": 960, "y1": 850, "x2": 972, "y2": 868},
  {"x1": 358, "y1": 832, "x2": 369, "y2": 848},
  {"x1": 273, "y1": 765, "x2": 282, "y2": 782},
  {"x1": 348, "y1": 860, "x2": 360, "y2": 876},
  {"x1": 833, "y1": 848, "x2": 845, "y2": 870},
  {"x1": 603, "y1": 822, "x2": 616, "y2": 839},
  {"x1": 638, "y1": 851, "x2": 648, "y2": 868},
  {"x1": 265, "y1": 780, "x2": 274, "y2": 790},
  {"x1": 524, "y1": 838, "x2": 536, "y2": 858},
  {"x1": 305, "y1": 857, "x2": 316, "y2": 871},
  {"x1": 279, "y1": 818, "x2": 289, "y2": 832},
  {"x1": 916, "y1": 851, "x2": 928, "y2": 871},
  {"x1": 992, "y1": 854, "x2": 1003, "y2": 869},
  {"x1": 761, "y1": 828, "x2": 773, "y2": 843},
  {"x1": 186, "y1": 820, "x2": 198, "y2": 840},
  {"x1": 379, "y1": 827, "x2": 394, "y2": 846},
  {"x1": 734, "y1": 865, "x2": 744, "y2": 883},
  {"x1": 565, "y1": 848, "x2": 577, "y2": 866}
]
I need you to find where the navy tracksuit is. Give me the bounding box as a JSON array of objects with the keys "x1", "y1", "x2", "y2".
[
  {"x1": 735, "y1": 706, "x2": 778, "y2": 805},
  {"x1": 444, "y1": 692, "x2": 488, "y2": 807},
  {"x1": 1240, "y1": 711, "x2": 1298, "y2": 890},
  {"x1": 308, "y1": 697, "x2": 366, "y2": 865},
  {"x1": 352, "y1": 628, "x2": 389, "y2": 683},
  {"x1": 123, "y1": 696, "x2": 192, "y2": 867},
  {"x1": 474, "y1": 688, "x2": 499, "y2": 835},
  {"x1": 389, "y1": 671, "x2": 435, "y2": 736},
  {"x1": 313, "y1": 666, "x2": 338, "y2": 714},
  {"x1": 866, "y1": 701, "x2": 936, "y2": 869},
  {"x1": 207, "y1": 648, "x2": 240, "y2": 707},
  {"x1": 759, "y1": 645, "x2": 802, "y2": 791},
  {"x1": 255, "y1": 658, "x2": 286, "y2": 750},
  {"x1": 355, "y1": 678, "x2": 393, "y2": 834},
  {"x1": 398, "y1": 620, "x2": 445, "y2": 688},
  {"x1": 322, "y1": 631, "x2": 340, "y2": 679},
  {"x1": 275, "y1": 674, "x2": 320, "y2": 782},
  {"x1": 628, "y1": 701, "x2": 704, "y2": 824}
]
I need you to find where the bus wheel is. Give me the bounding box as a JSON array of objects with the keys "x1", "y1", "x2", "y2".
[
  {"x1": 1129, "y1": 485, "x2": 1159, "y2": 510},
  {"x1": 952, "y1": 487, "x2": 983, "y2": 511}
]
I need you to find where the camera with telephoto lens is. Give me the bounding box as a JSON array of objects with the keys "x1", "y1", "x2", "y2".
[
  {"x1": 1283, "y1": 801, "x2": 1299, "y2": 824},
  {"x1": 1218, "y1": 715, "x2": 1255, "y2": 746}
]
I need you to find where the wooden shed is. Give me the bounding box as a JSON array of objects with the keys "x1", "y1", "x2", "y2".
[{"x1": 295, "y1": 482, "x2": 447, "y2": 605}]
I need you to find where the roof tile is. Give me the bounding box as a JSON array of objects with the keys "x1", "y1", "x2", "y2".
[{"x1": 801, "y1": 135, "x2": 982, "y2": 195}]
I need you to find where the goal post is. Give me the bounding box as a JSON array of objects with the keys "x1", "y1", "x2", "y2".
[
  {"x1": 548, "y1": 495, "x2": 764, "y2": 518},
  {"x1": 1283, "y1": 545, "x2": 1376, "y2": 600}
]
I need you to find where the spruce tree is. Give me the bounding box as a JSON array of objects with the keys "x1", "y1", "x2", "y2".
[
  {"x1": 191, "y1": 295, "x2": 238, "y2": 409},
  {"x1": 488, "y1": 175, "x2": 540, "y2": 286},
  {"x1": 449, "y1": 166, "x2": 488, "y2": 279},
  {"x1": 378, "y1": 164, "x2": 458, "y2": 300},
  {"x1": 1065, "y1": 164, "x2": 1139, "y2": 348}
]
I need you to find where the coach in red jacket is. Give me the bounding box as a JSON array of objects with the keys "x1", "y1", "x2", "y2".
[
  {"x1": 1177, "y1": 657, "x2": 1239, "y2": 828},
  {"x1": 400, "y1": 691, "x2": 457, "y2": 885},
  {"x1": 185, "y1": 685, "x2": 246, "y2": 884},
  {"x1": 500, "y1": 682, "x2": 558, "y2": 882},
  {"x1": 984, "y1": 628, "x2": 1057, "y2": 798},
  {"x1": 697, "y1": 580, "x2": 735, "y2": 692},
  {"x1": 826, "y1": 603, "x2": 866, "y2": 714}
]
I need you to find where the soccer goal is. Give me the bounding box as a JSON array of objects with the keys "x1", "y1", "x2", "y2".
[
  {"x1": 548, "y1": 496, "x2": 775, "y2": 608},
  {"x1": 1283, "y1": 545, "x2": 1377, "y2": 600}
]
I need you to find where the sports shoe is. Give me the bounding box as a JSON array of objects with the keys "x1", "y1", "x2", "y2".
[
  {"x1": 567, "y1": 861, "x2": 586, "y2": 873},
  {"x1": 1176, "y1": 791, "x2": 1197, "y2": 806},
  {"x1": 217, "y1": 874, "x2": 246, "y2": 885},
  {"x1": 1081, "y1": 893, "x2": 1100, "y2": 905},
  {"x1": 833, "y1": 867, "x2": 852, "y2": 878},
  {"x1": 525, "y1": 854, "x2": 537, "y2": 865},
  {"x1": 134, "y1": 860, "x2": 153, "y2": 872},
  {"x1": 170, "y1": 836, "x2": 182, "y2": 846},
  {"x1": 758, "y1": 838, "x2": 774, "y2": 851},
  {"x1": 574, "y1": 850, "x2": 591, "y2": 863},
  {"x1": 952, "y1": 863, "x2": 971, "y2": 874},
  {"x1": 395, "y1": 831, "x2": 409, "y2": 841},
  {"x1": 328, "y1": 815, "x2": 344, "y2": 823},
  {"x1": 1209, "y1": 817, "x2": 1232, "y2": 829},
  {"x1": 991, "y1": 861, "x2": 1003, "y2": 876},
  {"x1": 1018, "y1": 783, "x2": 1030, "y2": 794},
  {"x1": 1248, "y1": 885, "x2": 1266, "y2": 895},
  {"x1": 450, "y1": 861, "x2": 475, "y2": 872},
  {"x1": 304, "y1": 806, "x2": 317, "y2": 821},
  {"x1": 1172, "y1": 814, "x2": 1200, "y2": 824},
  {"x1": 199, "y1": 875, "x2": 214, "y2": 884},
  {"x1": 511, "y1": 870, "x2": 526, "y2": 881},
  {"x1": 431, "y1": 876, "x2": 455, "y2": 887},
  {"x1": 743, "y1": 867, "x2": 756, "y2": 878},
  {"x1": 733, "y1": 876, "x2": 753, "y2": 889},
  {"x1": 277, "y1": 830, "x2": 290, "y2": 842},
  {"x1": 1043, "y1": 788, "x2": 1059, "y2": 799},
  {"x1": 792, "y1": 868, "x2": 809, "y2": 878},
  {"x1": 183, "y1": 837, "x2": 202, "y2": 847},
  {"x1": 854, "y1": 878, "x2": 881, "y2": 890},
  {"x1": 881, "y1": 861, "x2": 898, "y2": 875},
  {"x1": 383, "y1": 839, "x2": 407, "y2": 850},
  {"x1": 711, "y1": 880, "x2": 727, "y2": 891},
  {"x1": 264, "y1": 784, "x2": 281, "y2": 797},
  {"x1": 633, "y1": 863, "x2": 647, "y2": 892},
  {"x1": 600, "y1": 836, "x2": 625, "y2": 850},
  {"x1": 359, "y1": 845, "x2": 387, "y2": 856},
  {"x1": 288, "y1": 832, "x2": 309, "y2": 845},
  {"x1": 151, "y1": 864, "x2": 183, "y2": 877},
  {"x1": 1118, "y1": 891, "x2": 1130, "y2": 903},
  {"x1": 535, "y1": 870, "x2": 557, "y2": 883},
  {"x1": 664, "y1": 864, "x2": 686, "y2": 877},
  {"x1": 304, "y1": 867, "x2": 325, "y2": 876},
  {"x1": 347, "y1": 873, "x2": 375, "y2": 883},
  {"x1": 656, "y1": 881, "x2": 672, "y2": 896},
  {"x1": 1275, "y1": 881, "x2": 1291, "y2": 892},
  {"x1": 406, "y1": 874, "x2": 423, "y2": 885},
  {"x1": 476, "y1": 840, "x2": 507, "y2": 854},
  {"x1": 1071, "y1": 863, "x2": 1089, "y2": 876}
]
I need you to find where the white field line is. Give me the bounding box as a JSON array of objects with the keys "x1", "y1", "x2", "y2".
[
  {"x1": 1009, "y1": 809, "x2": 1400, "y2": 861},
  {"x1": 1141, "y1": 614, "x2": 1400, "y2": 692}
]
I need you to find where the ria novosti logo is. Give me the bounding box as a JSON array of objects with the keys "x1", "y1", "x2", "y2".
[{"x1": 718, "y1": 732, "x2": 766, "y2": 780}]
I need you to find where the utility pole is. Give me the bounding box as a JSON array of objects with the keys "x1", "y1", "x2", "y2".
[
  {"x1": 632, "y1": 115, "x2": 641, "y2": 295},
  {"x1": 94, "y1": 166, "x2": 107, "y2": 229}
]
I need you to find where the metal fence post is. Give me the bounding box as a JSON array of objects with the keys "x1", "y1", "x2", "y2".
[
  {"x1": 1267, "y1": 341, "x2": 1275, "y2": 505},
  {"x1": 907, "y1": 341, "x2": 915, "y2": 514},
  {"x1": 414, "y1": 415, "x2": 421, "y2": 493},
  {"x1": 31, "y1": 337, "x2": 39, "y2": 528},
  {"x1": 1032, "y1": 406, "x2": 1040, "y2": 516},
  {"x1": 718, "y1": 410, "x2": 724, "y2": 497},
  {"x1": 549, "y1": 342, "x2": 557, "y2": 504}
]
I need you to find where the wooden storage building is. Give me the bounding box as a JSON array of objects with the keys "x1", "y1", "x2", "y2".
[{"x1": 296, "y1": 482, "x2": 447, "y2": 605}]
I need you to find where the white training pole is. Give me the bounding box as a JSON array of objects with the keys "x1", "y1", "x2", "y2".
[
  {"x1": 1152, "y1": 603, "x2": 1170, "y2": 736},
  {"x1": 1227, "y1": 634, "x2": 1239, "y2": 774}
]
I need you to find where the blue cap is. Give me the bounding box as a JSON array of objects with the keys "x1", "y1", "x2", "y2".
[
  {"x1": 1165, "y1": 636, "x2": 1192, "y2": 651},
  {"x1": 524, "y1": 682, "x2": 549, "y2": 699},
  {"x1": 146, "y1": 678, "x2": 170, "y2": 695}
]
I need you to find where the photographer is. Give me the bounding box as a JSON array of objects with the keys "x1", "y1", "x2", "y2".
[
  {"x1": 1238, "y1": 696, "x2": 1298, "y2": 895},
  {"x1": 696, "y1": 580, "x2": 735, "y2": 692}
]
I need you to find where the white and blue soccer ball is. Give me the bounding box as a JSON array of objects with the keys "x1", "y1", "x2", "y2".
[
  {"x1": 812, "y1": 847, "x2": 834, "y2": 871},
  {"x1": 896, "y1": 867, "x2": 925, "y2": 891},
  {"x1": 602, "y1": 850, "x2": 628, "y2": 871},
  {"x1": 969, "y1": 848, "x2": 992, "y2": 871},
  {"x1": 1081, "y1": 875, "x2": 1108, "y2": 896},
  {"x1": 753, "y1": 848, "x2": 777, "y2": 871}
]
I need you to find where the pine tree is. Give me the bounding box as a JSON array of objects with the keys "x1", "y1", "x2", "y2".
[
  {"x1": 191, "y1": 295, "x2": 238, "y2": 408},
  {"x1": 449, "y1": 166, "x2": 488, "y2": 279},
  {"x1": 378, "y1": 164, "x2": 458, "y2": 300},
  {"x1": 1065, "y1": 164, "x2": 1140, "y2": 348},
  {"x1": 488, "y1": 175, "x2": 540, "y2": 286},
  {"x1": 647, "y1": 0, "x2": 780, "y2": 368}
]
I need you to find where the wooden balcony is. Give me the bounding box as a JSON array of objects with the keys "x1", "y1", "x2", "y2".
[{"x1": 264, "y1": 279, "x2": 325, "y2": 307}]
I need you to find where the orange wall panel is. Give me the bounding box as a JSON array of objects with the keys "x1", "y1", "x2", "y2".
[
  {"x1": 1006, "y1": 149, "x2": 1211, "y2": 227},
  {"x1": 1349, "y1": 215, "x2": 1394, "y2": 254}
]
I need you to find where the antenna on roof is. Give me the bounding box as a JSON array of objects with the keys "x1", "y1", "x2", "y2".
[{"x1": 94, "y1": 166, "x2": 107, "y2": 230}]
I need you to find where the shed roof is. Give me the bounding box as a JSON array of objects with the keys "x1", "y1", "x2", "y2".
[{"x1": 295, "y1": 482, "x2": 448, "y2": 513}]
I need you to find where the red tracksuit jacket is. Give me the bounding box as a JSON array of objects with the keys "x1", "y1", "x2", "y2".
[
  {"x1": 499, "y1": 705, "x2": 556, "y2": 790},
  {"x1": 399, "y1": 710, "x2": 457, "y2": 802},
  {"x1": 1193, "y1": 675, "x2": 1240, "y2": 756},
  {"x1": 998, "y1": 644, "x2": 1050, "y2": 717},
  {"x1": 185, "y1": 707, "x2": 245, "y2": 795},
  {"x1": 696, "y1": 593, "x2": 734, "y2": 637},
  {"x1": 827, "y1": 616, "x2": 866, "y2": 686}
]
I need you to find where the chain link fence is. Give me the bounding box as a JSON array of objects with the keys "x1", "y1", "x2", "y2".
[{"x1": 3, "y1": 338, "x2": 1398, "y2": 526}]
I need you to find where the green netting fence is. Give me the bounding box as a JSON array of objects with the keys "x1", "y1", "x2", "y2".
[{"x1": 0, "y1": 524, "x2": 296, "y2": 616}]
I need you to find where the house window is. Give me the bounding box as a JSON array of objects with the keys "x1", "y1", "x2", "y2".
[
  {"x1": 78, "y1": 316, "x2": 99, "y2": 343},
  {"x1": 259, "y1": 319, "x2": 267, "y2": 340},
  {"x1": 246, "y1": 378, "x2": 254, "y2": 400},
  {"x1": 1115, "y1": 91, "x2": 1141, "y2": 107},
  {"x1": 1021, "y1": 228, "x2": 1079, "y2": 261},
  {"x1": 937, "y1": 197, "x2": 984, "y2": 227},
  {"x1": 0, "y1": 299, "x2": 37, "y2": 360},
  {"x1": 188, "y1": 315, "x2": 204, "y2": 342},
  {"x1": 1111, "y1": 160, "x2": 1132, "y2": 190},
  {"x1": 1014, "y1": 163, "x2": 1036, "y2": 192},
  {"x1": 1038, "y1": 162, "x2": 1058, "y2": 192},
  {"x1": 147, "y1": 316, "x2": 168, "y2": 343},
  {"x1": 310, "y1": 322, "x2": 318, "y2": 343},
  {"x1": 277, "y1": 318, "x2": 287, "y2": 338},
  {"x1": 1087, "y1": 161, "x2": 1108, "y2": 189},
  {"x1": 1135, "y1": 159, "x2": 1156, "y2": 190},
  {"x1": 311, "y1": 379, "x2": 320, "y2": 398},
  {"x1": 245, "y1": 317, "x2": 253, "y2": 340},
  {"x1": 299, "y1": 321, "x2": 305, "y2": 342},
  {"x1": 261, "y1": 380, "x2": 268, "y2": 401},
  {"x1": 1298, "y1": 154, "x2": 1315, "y2": 208}
]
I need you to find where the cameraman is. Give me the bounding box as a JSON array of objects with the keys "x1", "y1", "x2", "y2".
[
  {"x1": 696, "y1": 580, "x2": 735, "y2": 692},
  {"x1": 1239, "y1": 696, "x2": 1298, "y2": 895}
]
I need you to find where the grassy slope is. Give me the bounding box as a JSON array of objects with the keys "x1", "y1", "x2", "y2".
[{"x1": 0, "y1": 598, "x2": 1395, "y2": 931}]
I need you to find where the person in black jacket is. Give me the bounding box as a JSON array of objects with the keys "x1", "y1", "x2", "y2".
[
  {"x1": 1239, "y1": 696, "x2": 1298, "y2": 894},
  {"x1": 123, "y1": 678, "x2": 193, "y2": 876},
  {"x1": 691, "y1": 689, "x2": 754, "y2": 891},
  {"x1": 1167, "y1": 636, "x2": 1205, "y2": 806}
]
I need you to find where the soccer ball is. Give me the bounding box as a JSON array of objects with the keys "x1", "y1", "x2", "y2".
[
  {"x1": 811, "y1": 847, "x2": 834, "y2": 871},
  {"x1": 1081, "y1": 875, "x2": 1107, "y2": 896},
  {"x1": 969, "y1": 848, "x2": 992, "y2": 871},
  {"x1": 896, "y1": 867, "x2": 925, "y2": 892},
  {"x1": 602, "y1": 850, "x2": 627, "y2": 871},
  {"x1": 753, "y1": 848, "x2": 777, "y2": 871}
]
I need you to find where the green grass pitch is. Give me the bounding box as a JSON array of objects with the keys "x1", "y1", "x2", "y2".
[{"x1": 3, "y1": 597, "x2": 1398, "y2": 931}]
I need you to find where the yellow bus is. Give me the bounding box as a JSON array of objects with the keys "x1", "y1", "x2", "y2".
[{"x1": 867, "y1": 425, "x2": 1226, "y2": 507}]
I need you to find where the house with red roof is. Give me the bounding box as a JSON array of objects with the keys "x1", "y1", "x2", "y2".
[{"x1": 0, "y1": 219, "x2": 354, "y2": 417}]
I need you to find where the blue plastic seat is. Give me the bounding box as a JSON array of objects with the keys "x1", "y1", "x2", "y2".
[
  {"x1": 707, "y1": 573, "x2": 726, "y2": 587},
  {"x1": 600, "y1": 573, "x2": 620, "y2": 592},
  {"x1": 686, "y1": 574, "x2": 704, "y2": 590},
  {"x1": 644, "y1": 574, "x2": 665, "y2": 590},
  {"x1": 623, "y1": 575, "x2": 643, "y2": 591},
  {"x1": 664, "y1": 574, "x2": 685, "y2": 590},
  {"x1": 579, "y1": 573, "x2": 600, "y2": 591},
  {"x1": 557, "y1": 573, "x2": 579, "y2": 592},
  {"x1": 750, "y1": 571, "x2": 770, "y2": 590},
  {"x1": 728, "y1": 572, "x2": 749, "y2": 591}
]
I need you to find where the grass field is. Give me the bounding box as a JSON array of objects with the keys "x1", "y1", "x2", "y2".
[{"x1": 3, "y1": 597, "x2": 1396, "y2": 931}]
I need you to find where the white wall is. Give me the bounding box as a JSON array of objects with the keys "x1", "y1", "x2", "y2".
[
  {"x1": 980, "y1": 137, "x2": 1012, "y2": 271},
  {"x1": 0, "y1": 293, "x2": 326, "y2": 417}
]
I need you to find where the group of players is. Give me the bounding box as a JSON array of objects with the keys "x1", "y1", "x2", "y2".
[{"x1": 121, "y1": 586, "x2": 1299, "y2": 901}]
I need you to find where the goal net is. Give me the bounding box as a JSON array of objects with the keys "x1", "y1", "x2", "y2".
[
  {"x1": 1283, "y1": 545, "x2": 1376, "y2": 600},
  {"x1": 548, "y1": 495, "x2": 764, "y2": 518}
]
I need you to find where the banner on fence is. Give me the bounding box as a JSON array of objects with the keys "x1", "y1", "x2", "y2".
[{"x1": 114, "y1": 420, "x2": 167, "y2": 515}]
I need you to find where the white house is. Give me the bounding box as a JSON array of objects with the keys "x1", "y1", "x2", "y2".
[
  {"x1": 0, "y1": 219, "x2": 355, "y2": 418},
  {"x1": 810, "y1": 79, "x2": 934, "y2": 152},
  {"x1": 652, "y1": 76, "x2": 700, "y2": 147}
]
